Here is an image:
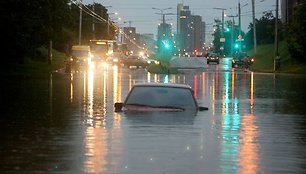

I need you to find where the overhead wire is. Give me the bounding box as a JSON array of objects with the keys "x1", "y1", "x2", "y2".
[{"x1": 70, "y1": 1, "x2": 149, "y2": 52}]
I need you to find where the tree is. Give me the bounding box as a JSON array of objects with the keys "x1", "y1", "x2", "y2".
[
  {"x1": 245, "y1": 11, "x2": 282, "y2": 51},
  {"x1": 0, "y1": 1, "x2": 115, "y2": 64},
  {"x1": 0, "y1": 0, "x2": 71, "y2": 63},
  {"x1": 286, "y1": 1, "x2": 306, "y2": 62}
]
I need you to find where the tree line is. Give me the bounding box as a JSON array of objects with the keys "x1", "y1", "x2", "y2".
[
  {"x1": 212, "y1": 2, "x2": 306, "y2": 63},
  {"x1": 0, "y1": 0, "x2": 116, "y2": 64}
]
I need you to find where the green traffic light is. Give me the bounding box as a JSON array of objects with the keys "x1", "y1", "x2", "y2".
[
  {"x1": 225, "y1": 28, "x2": 230, "y2": 32},
  {"x1": 234, "y1": 43, "x2": 239, "y2": 49},
  {"x1": 164, "y1": 43, "x2": 170, "y2": 49},
  {"x1": 162, "y1": 40, "x2": 171, "y2": 49}
]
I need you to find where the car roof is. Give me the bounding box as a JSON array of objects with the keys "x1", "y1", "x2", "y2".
[{"x1": 132, "y1": 82, "x2": 192, "y2": 89}]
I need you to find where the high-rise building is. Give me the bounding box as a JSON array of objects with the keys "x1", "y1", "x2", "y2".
[
  {"x1": 177, "y1": 3, "x2": 206, "y2": 55},
  {"x1": 177, "y1": 3, "x2": 184, "y2": 35},
  {"x1": 178, "y1": 5, "x2": 192, "y2": 53},
  {"x1": 193, "y1": 15, "x2": 202, "y2": 53},
  {"x1": 123, "y1": 27, "x2": 137, "y2": 53}
]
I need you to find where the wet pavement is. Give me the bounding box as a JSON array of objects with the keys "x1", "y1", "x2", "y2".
[{"x1": 1, "y1": 59, "x2": 306, "y2": 174}]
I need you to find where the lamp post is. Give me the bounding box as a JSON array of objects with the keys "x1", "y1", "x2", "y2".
[
  {"x1": 237, "y1": 1, "x2": 248, "y2": 52},
  {"x1": 213, "y1": 7, "x2": 226, "y2": 36},
  {"x1": 107, "y1": 12, "x2": 118, "y2": 37},
  {"x1": 213, "y1": 7, "x2": 226, "y2": 56},
  {"x1": 92, "y1": 0, "x2": 96, "y2": 39},
  {"x1": 78, "y1": 0, "x2": 82, "y2": 45},
  {"x1": 274, "y1": 0, "x2": 279, "y2": 71},
  {"x1": 152, "y1": 7, "x2": 172, "y2": 22},
  {"x1": 252, "y1": 0, "x2": 257, "y2": 54},
  {"x1": 238, "y1": 2, "x2": 248, "y2": 38}
]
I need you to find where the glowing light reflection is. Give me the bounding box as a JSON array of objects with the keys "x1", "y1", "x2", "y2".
[{"x1": 82, "y1": 63, "x2": 123, "y2": 174}]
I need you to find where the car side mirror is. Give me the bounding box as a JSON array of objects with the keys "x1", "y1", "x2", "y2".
[
  {"x1": 198, "y1": 106, "x2": 209, "y2": 111},
  {"x1": 114, "y1": 102, "x2": 123, "y2": 112}
]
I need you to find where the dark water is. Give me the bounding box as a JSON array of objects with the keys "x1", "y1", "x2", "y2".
[{"x1": 1, "y1": 63, "x2": 306, "y2": 174}]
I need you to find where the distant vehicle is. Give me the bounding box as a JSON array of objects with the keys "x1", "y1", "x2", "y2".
[
  {"x1": 65, "y1": 45, "x2": 93, "y2": 72},
  {"x1": 206, "y1": 52, "x2": 219, "y2": 64},
  {"x1": 90, "y1": 39, "x2": 115, "y2": 60},
  {"x1": 122, "y1": 55, "x2": 148, "y2": 68},
  {"x1": 70, "y1": 45, "x2": 92, "y2": 64},
  {"x1": 232, "y1": 52, "x2": 255, "y2": 69},
  {"x1": 106, "y1": 52, "x2": 127, "y2": 65},
  {"x1": 114, "y1": 82, "x2": 208, "y2": 112},
  {"x1": 142, "y1": 57, "x2": 160, "y2": 65}
]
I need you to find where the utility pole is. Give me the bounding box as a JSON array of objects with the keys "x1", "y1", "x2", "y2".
[
  {"x1": 252, "y1": 0, "x2": 257, "y2": 54},
  {"x1": 238, "y1": 2, "x2": 241, "y2": 37},
  {"x1": 104, "y1": 6, "x2": 113, "y2": 38},
  {"x1": 78, "y1": 0, "x2": 82, "y2": 45},
  {"x1": 213, "y1": 8, "x2": 226, "y2": 36},
  {"x1": 274, "y1": 0, "x2": 279, "y2": 71},
  {"x1": 92, "y1": 1, "x2": 95, "y2": 39},
  {"x1": 152, "y1": 7, "x2": 172, "y2": 23},
  {"x1": 213, "y1": 7, "x2": 226, "y2": 56},
  {"x1": 237, "y1": 1, "x2": 248, "y2": 52}
]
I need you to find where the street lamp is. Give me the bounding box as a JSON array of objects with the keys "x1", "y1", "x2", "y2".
[
  {"x1": 78, "y1": 0, "x2": 83, "y2": 45},
  {"x1": 152, "y1": 7, "x2": 172, "y2": 22},
  {"x1": 213, "y1": 7, "x2": 226, "y2": 56},
  {"x1": 251, "y1": 0, "x2": 257, "y2": 54},
  {"x1": 274, "y1": 0, "x2": 279, "y2": 71},
  {"x1": 213, "y1": 7, "x2": 226, "y2": 35},
  {"x1": 238, "y1": 1, "x2": 248, "y2": 38},
  {"x1": 107, "y1": 12, "x2": 118, "y2": 37}
]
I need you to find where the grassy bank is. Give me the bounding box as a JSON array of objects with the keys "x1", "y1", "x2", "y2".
[
  {"x1": 248, "y1": 41, "x2": 306, "y2": 74},
  {"x1": 1, "y1": 47, "x2": 67, "y2": 77}
]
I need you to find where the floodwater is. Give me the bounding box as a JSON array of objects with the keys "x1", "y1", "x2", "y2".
[{"x1": 1, "y1": 60, "x2": 306, "y2": 174}]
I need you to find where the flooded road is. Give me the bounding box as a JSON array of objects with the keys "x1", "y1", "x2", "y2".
[{"x1": 1, "y1": 60, "x2": 306, "y2": 174}]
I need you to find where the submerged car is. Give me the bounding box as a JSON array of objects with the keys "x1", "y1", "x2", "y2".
[
  {"x1": 232, "y1": 52, "x2": 255, "y2": 69},
  {"x1": 206, "y1": 52, "x2": 219, "y2": 64},
  {"x1": 114, "y1": 83, "x2": 208, "y2": 112}
]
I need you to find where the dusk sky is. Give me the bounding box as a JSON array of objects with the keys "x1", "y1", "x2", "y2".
[{"x1": 83, "y1": 0, "x2": 277, "y2": 42}]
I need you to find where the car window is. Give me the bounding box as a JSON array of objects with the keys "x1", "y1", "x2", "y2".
[
  {"x1": 209, "y1": 53, "x2": 217, "y2": 57},
  {"x1": 124, "y1": 86, "x2": 197, "y2": 110}
]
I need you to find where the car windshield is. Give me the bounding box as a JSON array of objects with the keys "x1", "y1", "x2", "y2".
[
  {"x1": 124, "y1": 86, "x2": 197, "y2": 111},
  {"x1": 71, "y1": 50, "x2": 89, "y2": 57},
  {"x1": 209, "y1": 53, "x2": 217, "y2": 57}
]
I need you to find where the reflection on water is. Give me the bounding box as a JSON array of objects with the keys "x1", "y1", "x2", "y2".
[{"x1": 1, "y1": 63, "x2": 306, "y2": 174}]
